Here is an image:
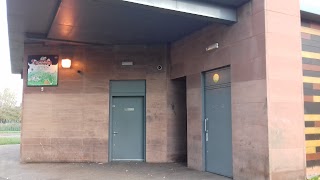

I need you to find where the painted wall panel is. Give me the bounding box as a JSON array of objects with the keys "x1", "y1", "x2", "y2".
[{"x1": 302, "y1": 20, "x2": 320, "y2": 177}]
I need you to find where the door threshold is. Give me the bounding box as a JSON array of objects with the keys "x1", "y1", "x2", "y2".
[{"x1": 112, "y1": 159, "x2": 145, "y2": 161}]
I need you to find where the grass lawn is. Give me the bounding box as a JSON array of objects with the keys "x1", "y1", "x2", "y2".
[
  {"x1": 0, "y1": 131, "x2": 21, "y2": 134},
  {"x1": 0, "y1": 131, "x2": 21, "y2": 145},
  {"x1": 310, "y1": 176, "x2": 320, "y2": 180},
  {"x1": 0, "y1": 137, "x2": 21, "y2": 145}
]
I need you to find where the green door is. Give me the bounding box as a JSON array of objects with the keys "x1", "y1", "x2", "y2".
[{"x1": 111, "y1": 96, "x2": 144, "y2": 161}]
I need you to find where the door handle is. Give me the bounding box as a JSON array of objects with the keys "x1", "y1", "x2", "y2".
[
  {"x1": 113, "y1": 132, "x2": 118, "y2": 134},
  {"x1": 204, "y1": 118, "x2": 208, "y2": 132},
  {"x1": 205, "y1": 118, "x2": 209, "y2": 142}
]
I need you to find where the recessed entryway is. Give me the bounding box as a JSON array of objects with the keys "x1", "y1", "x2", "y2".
[{"x1": 109, "y1": 80, "x2": 146, "y2": 162}]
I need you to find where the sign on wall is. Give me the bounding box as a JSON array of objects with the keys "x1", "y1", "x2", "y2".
[{"x1": 27, "y1": 55, "x2": 59, "y2": 86}]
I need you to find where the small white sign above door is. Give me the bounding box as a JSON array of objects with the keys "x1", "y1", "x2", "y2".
[
  {"x1": 122, "y1": 61, "x2": 133, "y2": 66},
  {"x1": 124, "y1": 108, "x2": 135, "y2": 111}
]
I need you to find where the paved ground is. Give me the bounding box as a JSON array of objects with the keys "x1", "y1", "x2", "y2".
[{"x1": 0, "y1": 145, "x2": 230, "y2": 180}]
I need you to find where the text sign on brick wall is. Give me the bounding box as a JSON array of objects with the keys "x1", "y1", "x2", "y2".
[{"x1": 27, "y1": 55, "x2": 59, "y2": 86}]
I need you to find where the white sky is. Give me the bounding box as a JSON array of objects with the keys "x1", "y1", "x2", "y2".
[
  {"x1": 0, "y1": 0, "x2": 22, "y2": 104},
  {"x1": 0, "y1": 0, "x2": 319, "y2": 105},
  {"x1": 301, "y1": 0, "x2": 320, "y2": 15}
]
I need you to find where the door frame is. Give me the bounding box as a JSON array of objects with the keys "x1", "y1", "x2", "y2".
[
  {"x1": 108, "y1": 80, "x2": 146, "y2": 162},
  {"x1": 201, "y1": 66, "x2": 232, "y2": 174}
]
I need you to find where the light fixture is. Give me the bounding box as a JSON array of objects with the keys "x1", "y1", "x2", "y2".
[
  {"x1": 61, "y1": 59, "x2": 71, "y2": 68},
  {"x1": 206, "y1": 43, "x2": 219, "y2": 51}
]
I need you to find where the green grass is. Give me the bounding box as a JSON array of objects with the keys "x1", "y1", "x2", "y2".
[
  {"x1": 309, "y1": 176, "x2": 320, "y2": 180},
  {"x1": 0, "y1": 131, "x2": 20, "y2": 134},
  {"x1": 0, "y1": 137, "x2": 20, "y2": 145}
]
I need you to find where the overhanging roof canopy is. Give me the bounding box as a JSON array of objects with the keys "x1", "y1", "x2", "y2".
[{"x1": 7, "y1": 0, "x2": 249, "y2": 74}]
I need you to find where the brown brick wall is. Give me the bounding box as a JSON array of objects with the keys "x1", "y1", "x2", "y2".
[
  {"x1": 166, "y1": 78, "x2": 187, "y2": 162},
  {"x1": 265, "y1": 0, "x2": 305, "y2": 178},
  {"x1": 171, "y1": 2, "x2": 269, "y2": 178},
  {"x1": 186, "y1": 73, "x2": 203, "y2": 170},
  {"x1": 21, "y1": 44, "x2": 184, "y2": 163},
  {"x1": 171, "y1": 0, "x2": 304, "y2": 179},
  {"x1": 20, "y1": 0, "x2": 305, "y2": 178}
]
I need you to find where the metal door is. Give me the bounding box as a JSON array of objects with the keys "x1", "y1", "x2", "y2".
[
  {"x1": 111, "y1": 96, "x2": 144, "y2": 161},
  {"x1": 204, "y1": 67, "x2": 232, "y2": 177}
]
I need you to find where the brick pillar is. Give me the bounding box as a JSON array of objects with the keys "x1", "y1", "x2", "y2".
[
  {"x1": 265, "y1": 0, "x2": 305, "y2": 179},
  {"x1": 232, "y1": 0, "x2": 305, "y2": 179}
]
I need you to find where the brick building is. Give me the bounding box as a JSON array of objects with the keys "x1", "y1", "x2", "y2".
[{"x1": 6, "y1": 0, "x2": 320, "y2": 179}]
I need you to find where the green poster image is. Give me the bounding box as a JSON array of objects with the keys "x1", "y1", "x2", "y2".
[{"x1": 27, "y1": 55, "x2": 59, "y2": 86}]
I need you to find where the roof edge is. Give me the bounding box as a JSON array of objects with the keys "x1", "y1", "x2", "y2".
[{"x1": 301, "y1": 10, "x2": 320, "y2": 23}]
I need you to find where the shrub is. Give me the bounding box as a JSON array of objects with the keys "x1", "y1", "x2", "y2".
[{"x1": 0, "y1": 123, "x2": 21, "y2": 131}]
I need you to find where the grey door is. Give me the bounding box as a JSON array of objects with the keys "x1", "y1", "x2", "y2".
[
  {"x1": 204, "y1": 68, "x2": 232, "y2": 177},
  {"x1": 111, "y1": 96, "x2": 144, "y2": 161}
]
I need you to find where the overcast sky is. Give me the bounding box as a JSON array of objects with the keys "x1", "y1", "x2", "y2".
[
  {"x1": 301, "y1": 0, "x2": 320, "y2": 15},
  {"x1": 0, "y1": 0, "x2": 22, "y2": 104},
  {"x1": 0, "y1": 0, "x2": 319, "y2": 104}
]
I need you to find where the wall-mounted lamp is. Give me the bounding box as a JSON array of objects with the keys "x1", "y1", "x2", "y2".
[
  {"x1": 61, "y1": 59, "x2": 71, "y2": 68},
  {"x1": 206, "y1": 43, "x2": 219, "y2": 51}
]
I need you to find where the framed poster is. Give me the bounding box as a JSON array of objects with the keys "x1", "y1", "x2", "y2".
[{"x1": 27, "y1": 55, "x2": 59, "y2": 86}]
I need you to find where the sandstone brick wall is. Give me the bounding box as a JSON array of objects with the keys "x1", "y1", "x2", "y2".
[
  {"x1": 21, "y1": 44, "x2": 184, "y2": 163},
  {"x1": 20, "y1": 0, "x2": 305, "y2": 178},
  {"x1": 171, "y1": 0, "x2": 304, "y2": 179},
  {"x1": 171, "y1": 2, "x2": 269, "y2": 177},
  {"x1": 166, "y1": 78, "x2": 187, "y2": 162}
]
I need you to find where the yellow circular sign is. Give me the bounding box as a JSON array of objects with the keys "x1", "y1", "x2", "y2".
[{"x1": 213, "y1": 74, "x2": 219, "y2": 83}]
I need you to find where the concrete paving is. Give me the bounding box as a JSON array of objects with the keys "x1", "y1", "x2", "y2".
[{"x1": 0, "y1": 145, "x2": 230, "y2": 180}]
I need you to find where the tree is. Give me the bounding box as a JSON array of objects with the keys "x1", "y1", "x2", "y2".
[{"x1": 0, "y1": 88, "x2": 21, "y2": 123}]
